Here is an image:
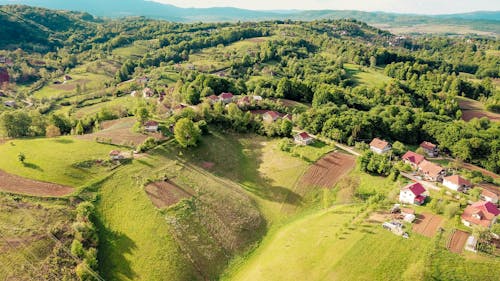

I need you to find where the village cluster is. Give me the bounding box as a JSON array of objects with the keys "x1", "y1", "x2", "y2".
[{"x1": 369, "y1": 137, "x2": 499, "y2": 251}]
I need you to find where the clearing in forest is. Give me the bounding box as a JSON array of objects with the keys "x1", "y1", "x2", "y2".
[
  {"x1": 412, "y1": 213, "x2": 443, "y2": 237},
  {"x1": 298, "y1": 151, "x2": 356, "y2": 190},
  {"x1": 458, "y1": 97, "x2": 500, "y2": 122}
]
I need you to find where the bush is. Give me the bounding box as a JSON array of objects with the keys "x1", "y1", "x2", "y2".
[
  {"x1": 71, "y1": 239, "x2": 85, "y2": 258},
  {"x1": 76, "y1": 202, "x2": 95, "y2": 221},
  {"x1": 72, "y1": 222, "x2": 98, "y2": 247},
  {"x1": 278, "y1": 138, "x2": 294, "y2": 152},
  {"x1": 75, "y1": 261, "x2": 93, "y2": 281},
  {"x1": 196, "y1": 120, "x2": 209, "y2": 135},
  {"x1": 137, "y1": 137, "x2": 157, "y2": 152},
  {"x1": 444, "y1": 202, "x2": 460, "y2": 218}
]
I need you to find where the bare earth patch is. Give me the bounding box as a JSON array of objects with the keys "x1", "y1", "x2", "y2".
[
  {"x1": 144, "y1": 180, "x2": 193, "y2": 209},
  {"x1": 447, "y1": 229, "x2": 470, "y2": 254},
  {"x1": 458, "y1": 99, "x2": 500, "y2": 122},
  {"x1": 0, "y1": 169, "x2": 73, "y2": 197},
  {"x1": 200, "y1": 161, "x2": 215, "y2": 170},
  {"x1": 298, "y1": 152, "x2": 356, "y2": 189},
  {"x1": 412, "y1": 213, "x2": 443, "y2": 237}
]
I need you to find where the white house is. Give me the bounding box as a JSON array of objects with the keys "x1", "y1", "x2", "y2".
[
  {"x1": 369, "y1": 138, "x2": 391, "y2": 154},
  {"x1": 294, "y1": 132, "x2": 314, "y2": 146},
  {"x1": 144, "y1": 120, "x2": 159, "y2": 132},
  {"x1": 461, "y1": 201, "x2": 500, "y2": 228},
  {"x1": 399, "y1": 182, "x2": 428, "y2": 205},
  {"x1": 480, "y1": 189, "x2": 499, "y2": 204},
  {"x1": 443, "y1": 175, "x2": 472, "y2": 192},
  {"x1": 109, "y1": 150, "x2": 124, "y2": 161}
]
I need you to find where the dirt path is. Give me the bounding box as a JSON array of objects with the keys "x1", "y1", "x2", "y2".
[{"x1": 0, "y1": 169, "x2": 73, "y2": 197}]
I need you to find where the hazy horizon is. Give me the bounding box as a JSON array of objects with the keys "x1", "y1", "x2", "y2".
[{"x1": 152, "y1": 0, "x2": 500, "y2": 15}]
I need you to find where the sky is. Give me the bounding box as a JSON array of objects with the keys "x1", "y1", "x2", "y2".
[{"x1": 153, "y1": 0, "x2": 500, "y2": 14}]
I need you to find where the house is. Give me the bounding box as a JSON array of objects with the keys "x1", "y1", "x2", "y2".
[
  {"x1": 142, "y1": 88, "x2": 154, "y2": 98},
  {"x1": 206, "y1": 95, "x2": 220, "y2": 104},
  {"x1": 109, "y1": 150, "x2": 124, "y2": 161},
  {"x1": 237, "y1": 96, "x2": 252, "y2": 107},
  {"x1": 294, "y1": 132, "x2": 314, "y2": 146},
  {"x1": 219, "y1": 92, "x2": 234, "y2": 104},
  {"x1": 420, "y1": 141, "x2": 438, "y2": 157},
  {"x1": 369, "y1": 138, "x2": 391, "y2": 154},
  {"x1": 64, "y1": 75, "x2": 72, "y2": 81},
  {"x1": 4, "y1": 100, "x2": 16, "y2": 107},
  {"x1": 399, "y1": 182, "x2": 428, "y2": 205},
  {"x1": 418, "y1": 160, "x2": 445, "y2": 182},
  {"x1": 130, "y1": 91, "x2": 137, "y2": 97},
  {"x1": 480, "y1": 189, "x2": 499, "y2": 204},
  {"x1": 461, "y1": 201, "x2": 500, "y2": 228},
  {"x1": 144, "y1": 121, "x2": 159, "y2": 132},
  {"x1": 253, "y1": 95, "x2": 263, "y2": 102},
  {"x1": 443, "y1": 175, "x2": 472, "y2": 192},
  {"x1": 262, "y1": 111, "x2": 281, "y2": 123},
  {"x1": 402, "y1": 151, "x2": 425, "y2": 169}
]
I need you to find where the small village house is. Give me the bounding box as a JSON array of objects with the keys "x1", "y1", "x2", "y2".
[
  {"x1": 402, "y1": 151, "x2": 425, "y2": 169},
  {"x1": 219, "y1": 92, "x2": 234, "y2": 104},
  {"x1": 480, "y1": 189, "x2": 499, "y2": 204},
  {"x1": 461, "y1": 201, "x2": 500, "y2": 228},
  {"x1": 420, "y1": 141, "x2": 438, "y2": 157},
  {"x1": 262, "y1": 111, "x2": 281, "y2": 123},
  {"x1": 109, "y1": 150, "x2": 124, "y2": 161},
  {"x1": 237, "y1": 96, "x2": 252, "y2": 108},
  {"x1": 144, "y1": 120, "x2": 159, "y2": 132},
  {"x1": 399, "y1": 182, "x2": 428, "y2": 205},
  {"x1": 206, "y1": 95, "x2": 220, "y2": 104},
  {"x1": 369, "y1": 138, "x2": 391, "y2": 154},
  {"x1": 294, "y1": 132, "x2": 314, "y2": 146},
  {"x1": 418, "y1": 160, "x2": 445, "y2": 182},
  {"x1": 142, "y1": 88, "x2": 154, "y2": 98},
  {"x1": 442, "y1": 175, "x2": 472, "y2": 192}
]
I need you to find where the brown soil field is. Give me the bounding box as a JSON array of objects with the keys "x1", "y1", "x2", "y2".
[
  {"x1": 0, "y1": 169, "x2": 73, "y2": 197},
  {"x1": 298, "y1": 152, "x2": 356, "y2": 189},
  {"x1": 412, "y1": 213, "x2": 443, "y2": 237},
  {"x1": 78, "y1": 117, "x2": 165, "y2": 146},
  {"x1": 144, "y1": 180, "x2": 193, "y2": 209},
  {"x1": 458, "y1": 99, "x2": 500, "y2": 122},
  {"x1": 448, "y1": 229, "x2": 470, "y2": 253}
]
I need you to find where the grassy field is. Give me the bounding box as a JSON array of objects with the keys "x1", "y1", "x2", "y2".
[
  {"x1": 344, "y1": 63, "x2": 391, "y2": 88},
  {"x1": 112, "y1": 40, "x2": 153, "y2": 59},
  {"x1": 32, "y1": 72, "x2": 111, "y2": 100},
  {"x1": 0, "y1": 137, "x2": 118, "y2": 187}
]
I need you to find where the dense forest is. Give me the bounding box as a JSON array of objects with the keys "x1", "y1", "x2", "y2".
[{"x1": 0, "y1": 5, "x2": 499, "y2": 174}]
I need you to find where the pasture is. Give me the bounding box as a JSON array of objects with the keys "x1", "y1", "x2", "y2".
[{"x1": 344, "y1": 63, "x2": 391, "y2": 88}]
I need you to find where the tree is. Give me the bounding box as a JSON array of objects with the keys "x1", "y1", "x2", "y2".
[
  {"x1": 174, "y1": 118, "x2": 201, "y2": 148},
  {"x1": 369, "y1": 56, "x2": 377, "y2": 68},
  {"x1": 392, "y1": 141, "x2": 406, "y2": 156},
  {"x1": 45, "y1": 124, "x2": 61, "y2": 138},
  {"x1": 75, "y1": 121, "x2": 84, "y2": 135},
  {"x1": 0, "y1": 111, "x2": 32, "y2": 137},
  {"x1": 17, "y1": 152, "x2": 26, "y2": 163},
  {"x1": 71, "y1": 239, "x2": 85, "y2": 258},
  {"x1": 135, "y1": 107, "x2": 150, "y2": 123}
]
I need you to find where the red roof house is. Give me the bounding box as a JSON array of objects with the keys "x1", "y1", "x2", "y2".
[
  {"x1": 369, "y1": 138, "x2": 391, "y2": 154},
  {"x1": 402, "y1": 151, "x2": 425, "y2": 169},
  {"x1": 420, "y1": 141, "x2": 438, "y2": 157},
  {"x1": 443, "y1": 175, "x2": 472, "y2": 192},
  {"x1": 461, "y1": 201, "x2": 500, "y2": 228},
  {"x1": 418, "y1": 160, "x2": 445, "y2": 182},
  {"x1": 219, "y1": 92, "x2": 234, "y2": 104},
  {"x1": 294, "y1": 132, "x2": 314, "y2": 146},
  {"x1": 481, "y1": 189, "x2": 499, "y2": 204},
  {"x1": 263, "y1": 111, "x2": 281, "y2": 123},
  {"x1": 399, "y1": 182, "x2": 428, "y2": 205}
]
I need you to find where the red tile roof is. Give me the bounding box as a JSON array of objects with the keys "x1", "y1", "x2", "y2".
[
  {"x1": 207, "y1": 95, "x2": 219, "y2": 101},
  {"x1": 145, "y1": 121, "x2": 159, "y2": 126},
  {"x1": 402, "y1": 151, "x2": 425, "y2": 165},
  {"x1": 461, "y1": 201, "x2": 500, "y2": 227},
  {"x1": 443, "y1": 175, "x2": 471, "y2": 187},
  {"x1": 405, "y1": 182, "x2": 427, "y2": 196},
  {"x1": 370, "y1": 138, "x2": 390, "y2": 150},
  {"x1": 418, "y1": 160, "x2": 444, "y2": 178},
  {"x1": 297, "y1": 132, "x2": 312, "y2": 140},
  {"x1": 420, "y1": 141, "x2": 436, "y2": 150},
  {"x1": 264, "y1": 111, "x2": 280, "y2": 119},
  {"x1": 219, "y1": 92, "x2": 233, "y2": 99},
  {"x1": 481, "y1": 189, "x2": 499, "y2": 201},
  {"x1": 109, "y1": 150, "x2": 121, "y2": 156}
]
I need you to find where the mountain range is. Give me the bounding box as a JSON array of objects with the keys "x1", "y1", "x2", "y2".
[{"x1": 0, "y1": 0, "x2": 499, "y2": 34}]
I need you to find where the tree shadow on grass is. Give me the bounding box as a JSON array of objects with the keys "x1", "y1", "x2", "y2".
[
  {"x1": 53, "y1": 138, "x2": 74, "y2": 144},
  {"x1": 23, "y1": 162, "x2": 43, "y2": 171},
  {"x1": 135, "y1": 159, "x2": 154, "y2": 167},
  {"x1": 95, "y1": 217, "x2": 138, "y2": 280}
]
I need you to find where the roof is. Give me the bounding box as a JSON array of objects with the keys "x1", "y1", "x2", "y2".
[
  {"x1": 144, "y1": 120, "x2": 159, "y2": 127},
  {"x1": 403, "y1": 182, "x2": 427, "y2": 196},
  {"x1": 264, "y1": 111, "x2": 280, "y2": 119},
  {"x1": 461, "y1": 201, "x2": 500, "y2": 227},
  {"x1": 418, "y1": 160, "x2": 444, "y2": 178},
  {"x1": 443, "y1": 175, "x2": 471, "y2": 187},
  {"x1": 420, "y1": 141, "x2": 437, "y2": 150},
  {"x1": 481, "y1": 189, "x2": 499, "y2": 200},
  {"x1": 370, "y1": 138, "x2": 390, "y2": 150},
  {"x1": 207, "y1": 95, "x2": 219, "y2": 101},
  {"x1": 296, "y1": 132, "x2": 313, "y2": 140},
  {"x1": 219, "y1": 92, "x2": 233, "y2": 99},
  {"x1": 109, "y1": 150, "x2": 121, "y2": 156},
  {"x1": 402, "y1": 151, "x2": 425, "y2": 165}
]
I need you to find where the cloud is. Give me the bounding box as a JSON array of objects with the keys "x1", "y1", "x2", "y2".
[{"x1": 151, "y1": 0, "x2": 498, "y2": 14}]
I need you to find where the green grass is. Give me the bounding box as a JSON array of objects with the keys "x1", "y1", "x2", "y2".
[
  {"x1": 32, "y1": 72, "x2": 111, "y2": 99},
  {"x1": 344, "y1": 63, "x2": 391, "y2": 88},
  {"x1": 289, "y1": 140, "x2": 335, "y2": 163},
  {"x1": 0, "y1": 137, "x2": 118, "y2": 187},
  {"x1": 112, "y1": 41, "x2": 152, "y2": 59}
]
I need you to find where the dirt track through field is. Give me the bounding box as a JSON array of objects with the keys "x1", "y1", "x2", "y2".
[
  {"x1": 298, "y1": 152, "x2": 356, "y2": 190},
  {"x1": 145, "y1": 180, "x2": 193, "y2": 208},
  {"x1": 0, "y1": 169, "x2": 73, "y2": 197},
  {"x1": 412, "y1": 213, "x2": 443, "y2": 237},
  {"x1": 448, "y1": 230, "x2": 469, "y2": 253}
]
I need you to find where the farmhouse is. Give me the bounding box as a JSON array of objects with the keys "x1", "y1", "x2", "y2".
[
  {"x1": 369, "y1": 138, "x2": 391, "y2": 154},
  {"x1": 480, "y1": 189, "x2": 499, "y2": 204},
  {"x1": 399, "y1": 182, "x2": 428, "y2": 205},
  {"x1": 142, "y1": 88, "x2": 154, "y2": 98},
  {"x1": 442, "y1": 175, "x2": 472, "y2": 192},
  {"x1": 461, "y1": 201, "x2": 500, "y2": 228},
  {"x1": 219, "y1": 92, "x2": 234, "y2": 104},
  {"x1": 294, "y1": 132, "x2": 314, "y2": 146},
  {"x1": 420, "y1": 141, "x2": 438, "y2": 157},
  {"x1": 262, "y1": 111, "x2": 281, "y2": 123},
  {"x1": 144, "y1": 120, "x2": 159, "y2": 132},
  {"x1": 418, "y1": 160, "x2": 445, "y2": 182},
  {"x1": 109, "y1": 150, "x2": 124, "y2": 161},
  {"x1": 402, "y1": 151, "x2": 425, "y2": 169}
]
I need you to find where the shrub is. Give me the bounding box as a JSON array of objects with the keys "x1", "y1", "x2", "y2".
[
  {"x1": 75, "y1": 261, "x2": 93, "y2": 281},
  {"x1": 71, "y1": 239, "x2": 85, "y2": 258},
  {"x1": 137, "y1": 137, "x2": 157, "y2": 152},
  {"x1": 278, "y1": 138, "x2": 294, "y2": 152}
]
